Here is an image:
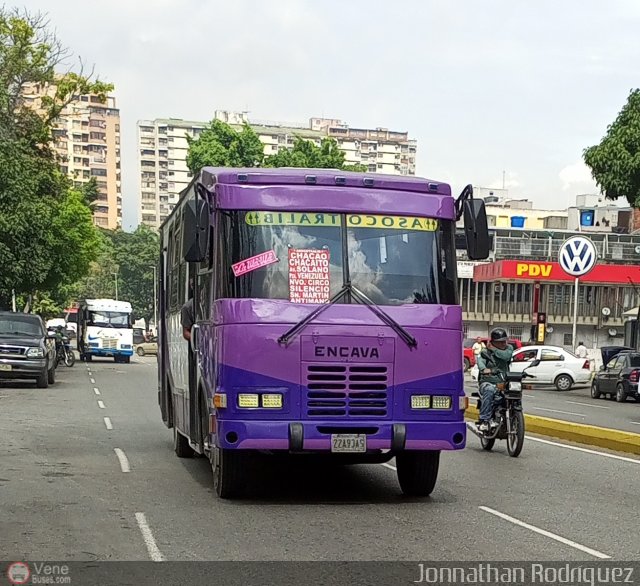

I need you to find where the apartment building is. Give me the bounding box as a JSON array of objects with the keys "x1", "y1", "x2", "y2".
[
  {"x1": 22, "y1": 83, "x2": 122, "y2": 229},
  {"x1": 137, "y1": 111, "x2": 417, "y2": 229}
]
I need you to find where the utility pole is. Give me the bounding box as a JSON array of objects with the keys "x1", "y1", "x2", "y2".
[{"x1": 112, "y1": 272, "x2": 118, "y2": 300}]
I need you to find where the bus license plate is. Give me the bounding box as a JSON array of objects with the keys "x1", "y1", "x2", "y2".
[
  {"x1": 0, "y1": 364, "x2": 11, "y2": 371},
  {"x1": 331, "y1": 434, "x2": 366, "y2": 453}
]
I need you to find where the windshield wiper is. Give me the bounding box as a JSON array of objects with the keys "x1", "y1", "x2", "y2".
[{"x1": 277, "y1": 283, "x2": 417, "y2": 349}]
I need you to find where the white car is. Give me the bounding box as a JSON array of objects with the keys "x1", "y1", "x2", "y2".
[{"x1": 509, "y1": 345, "x2": 592, "y2": 391}]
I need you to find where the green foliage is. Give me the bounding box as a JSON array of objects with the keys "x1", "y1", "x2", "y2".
[
  {"x1": 263, "y1": 136, "x2": 366, "y2": 171},
  {"x1": 186, "y1": 120, "x2": 265, "y2": 173},
  {"x1": 584, "y1": 89, "x2": 640, "y2": 207},
  {"x1": 186, "y1": 119, "x2": 367, "y2": 175},
  {"x1": 0, "y1": 8, "x2": 107, "y2": 311},
  {"x1": 74, "y1": 226, "x2": 160, "y2": 325}
]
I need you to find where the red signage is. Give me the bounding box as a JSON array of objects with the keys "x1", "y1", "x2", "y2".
[
  {"x1": 474, "y1": 260, "x2": 640, "y2": 284},
  {"x1": 288, "y1": 249, "x2": 331, "y2": 304}
]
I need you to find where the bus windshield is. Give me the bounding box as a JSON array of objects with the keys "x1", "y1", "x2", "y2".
[
  {"x1": 88, "y1": 311, "x2": 131, "y2": 328},
  {"x1": 217, "y1": 211, "x2": 457, "y2": 305}
]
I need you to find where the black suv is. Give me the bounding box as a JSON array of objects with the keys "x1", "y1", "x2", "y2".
[{"x1": 0, "y1": 311, "x2": 57, "y2": 388}]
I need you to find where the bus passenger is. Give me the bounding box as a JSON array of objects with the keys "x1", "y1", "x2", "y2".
[{"x1": 181, "y1": 280, "x2": 195, "y2": 342}]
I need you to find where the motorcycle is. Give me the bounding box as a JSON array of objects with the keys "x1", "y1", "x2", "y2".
[
  {"x1": 55, "y1": 334, "x2": 76, "y2": 367},
  {"x1": 467, "y1": 359, "x2": 540, "y2": 457}
]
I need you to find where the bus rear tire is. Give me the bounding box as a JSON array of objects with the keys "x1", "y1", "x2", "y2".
[
  {"x1": 396, "y1": 450, "x2": 440, "y2": 497},
  {"x1": 213, "y1": 447, "x2": 246, "y2": 499},
  {"x1": 173, "y1": 427, "x2": 194, "y2": 458}
]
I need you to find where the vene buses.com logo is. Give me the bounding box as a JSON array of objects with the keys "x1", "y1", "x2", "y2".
[{"x1": 7, "y1": 562, "x2": 30, "y2": 585}]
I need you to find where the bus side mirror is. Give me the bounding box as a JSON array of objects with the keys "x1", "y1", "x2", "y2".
[
  {"x1": 463, "y1": 199, "x2": 490, "y2": 260},
  {"x1": 183, "y1": 198, "x2": 210, "y2": 263}
]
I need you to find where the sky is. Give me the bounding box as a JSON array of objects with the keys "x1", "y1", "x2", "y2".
[{"x1": 20, "y1": 0, "x2": 640, "y2": 229}]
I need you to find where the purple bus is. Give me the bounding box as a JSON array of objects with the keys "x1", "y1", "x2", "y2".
[{"x1": 158, "y1": 167, "x2": 489, "y2": 498}]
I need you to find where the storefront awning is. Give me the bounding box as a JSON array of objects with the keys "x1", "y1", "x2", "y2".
[{"x1": 474, "y1": 260, "x2": 640, "y2": 285}]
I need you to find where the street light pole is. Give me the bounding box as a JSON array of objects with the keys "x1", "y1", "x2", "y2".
[{"x1": 112, "y1": 272, "x2": 118, "y2": 300}]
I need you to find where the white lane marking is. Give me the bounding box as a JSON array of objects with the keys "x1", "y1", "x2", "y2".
[
  {"x1": 114, "y1": 448, "x2": 131, "y2": 472},
  {"x1": 526, "y1": 436, "x2": 640, "y2": 464},
  {"x1": 566, "y1": 401, "x2": 609, "y2": 410},
  {"x1": 94, "y1": 387, "x2": 100, "y2": 395},
  {"x1": 103, "y1": 417, "x2": 113, "y2": 430},
  {"x1": 90, "y1": 378, "x2": 96, "y2": 384},
  {"x1": 135, "y1": 513, "x2": 165, "y2": 562},
  {"x1": 630, "y1": 421, "x2": 640, "y2": 426},
  {"x1": 479, "y1": 506, "x2": 610, "y2": 559},
  {"x1": 524, "y1": 394, "x2": 536, "y2": 398},
  {"x1": 97, "y1": 400, "x2": 105, "y2": 409},
  {"x1": 531, "y1": 407, "x2": 585, "y2": 417},
  {"x1": 381, "y1": 462, "x2": 396, "y2": 471}
]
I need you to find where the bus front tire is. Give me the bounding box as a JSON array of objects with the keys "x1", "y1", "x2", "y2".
[
  {"x1": 213, "y1": 447, "x2": 246, "y2": 499},
  {"x1": 396, "y1": 450, "x2": 440, "y2": 497}
]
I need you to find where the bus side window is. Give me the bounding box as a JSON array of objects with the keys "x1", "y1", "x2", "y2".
[{"x1": 197, "y1": 225, "x2": 214, "y2": 321}]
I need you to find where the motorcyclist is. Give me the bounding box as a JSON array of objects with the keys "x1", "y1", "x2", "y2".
[{"x1": 476, "y1": 327, "x2": 514, "y2": 433}]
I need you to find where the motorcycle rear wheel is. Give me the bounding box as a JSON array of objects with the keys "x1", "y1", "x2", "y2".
[{"x1": 507, "y1": 410, "x2": 525, "y2": 457}]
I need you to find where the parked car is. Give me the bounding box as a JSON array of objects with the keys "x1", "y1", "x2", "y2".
[
  {"x1": 591, "y1": 346, "x2": 640, "y2": 402},
  {"x1": 464, "y1": 337, "x2": 524, "y2": 373},
  {"x1": 508, "y1": 345, "x2": 591, "y2": 391},
  {"x1": 0, "y1": 311, "x2": 57, "y2": 388},
  {"x1": 135, "y1": 337, "x2": 158, "y2": 357}
]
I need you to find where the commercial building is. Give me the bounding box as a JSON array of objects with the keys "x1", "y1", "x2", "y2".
[
  {"x1": 22, "y1": 83, "x2": 122, "y2": 229},
  {"x1": 457, "y1": 196, "x2": 640, "y2": 349},
  {"x1": 137, "y1": 111, "x2": 417, "y2": 229}
]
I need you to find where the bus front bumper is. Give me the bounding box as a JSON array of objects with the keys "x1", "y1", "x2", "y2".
[{"x1": 214, "y1": 420, "x2": 466, "y2": 452}]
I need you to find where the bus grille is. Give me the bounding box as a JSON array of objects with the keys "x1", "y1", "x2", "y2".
[
  {"x1": 102, "y1": 338, "x2": 118, "y2": 350},
  {"x1": 304, "y1": 364, "x2": 389, "y2": 418}
]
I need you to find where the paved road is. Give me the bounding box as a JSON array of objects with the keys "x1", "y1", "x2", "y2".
[
  {"x1": 1, "y1": 357, "x2": 639, "y2": 564},
  {"x1": 464, "y1": 374, "x2": 640, "y2": 433}
]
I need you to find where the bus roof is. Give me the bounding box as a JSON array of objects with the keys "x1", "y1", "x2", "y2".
[
  {"x1": 200, "y1": 167, "x2": 451, "y2": 196},
  {"x1": 82, "y1": 299, "x2": 132, "y2": 313}
]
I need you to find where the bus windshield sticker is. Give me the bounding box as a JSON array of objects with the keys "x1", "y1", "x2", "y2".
[
  {"x1": 232, "y1": 250, "x2": 279, "y2": 277},
  {"x1": 245, "y1": 212, "x2": 438, "y2": 232},
  {"x1": 288, "y1": 249, "x2": 331, "y2": 304}
]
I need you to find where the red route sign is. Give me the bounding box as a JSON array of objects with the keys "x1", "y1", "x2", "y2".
[{"x1": 288, "y1": 249, "x2": 331, "y2": 304}]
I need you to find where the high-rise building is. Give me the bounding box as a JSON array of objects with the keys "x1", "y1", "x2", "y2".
[
  {"x1": 22, "y1": 83, "x2": 122, "y2": 229},
  {"x1": 137, "y1": 112, "x2": 417, "y2": 229}
]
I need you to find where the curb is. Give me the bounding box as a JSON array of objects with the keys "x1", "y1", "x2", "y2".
[{"x1": 464, "y1": 404, "x2": 640, "y2": 456}]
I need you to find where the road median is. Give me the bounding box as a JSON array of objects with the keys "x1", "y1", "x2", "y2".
[{"x1": 464, "y1": 404, "x2": 640, "y2": 455}]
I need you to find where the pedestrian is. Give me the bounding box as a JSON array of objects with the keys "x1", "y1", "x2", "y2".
[
  {"x1": 575, "y1": 341, "x2": 587, "y2": 359},
  {"x1": 472, "y1": 336, "x2": 486, "y2": 360}
]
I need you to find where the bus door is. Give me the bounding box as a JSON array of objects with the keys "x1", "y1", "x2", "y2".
[
  {"x1": 158, "y1": 247, "x2": 171, "y2": 426},
  {"x1": 187, "y1": 261, "x2": 199, "y2": 445}
]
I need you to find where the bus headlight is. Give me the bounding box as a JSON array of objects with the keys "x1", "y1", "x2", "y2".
[
  {"x1": 431, "y1": 396, "x2": 452, "y2": 409},
  {"x1": 238, "y1": 394, "x2": 259, "y2": 408},
  {"x1": 261, "y1": 394, "x2": 283, "y2": 408},
  {"x1": 411, "y1": 395, "x2": 431, "y2": 409}
]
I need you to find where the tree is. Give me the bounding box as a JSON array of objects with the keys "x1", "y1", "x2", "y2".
[
  {"x1": 0, "y1": 8, "x2": 110, "y2": 310},
  {"x1": 74, "y1": 226, "x2": 159, "y2": 326},
  {"x1": 186, "y1": 119, "x2": 367, "y2": 175},
  {"x1": 186, "y1": 119, "x2": 264, "y2": 173},
  {"x1": 264, "y1": 136, "x2": 366, "y2": 171},
  {"x1": 584, "y1": 89, "x2": 640, "y2": 207}
]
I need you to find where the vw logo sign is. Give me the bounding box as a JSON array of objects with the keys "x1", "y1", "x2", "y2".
[{"x1": 558, "y1": 236, "x2": 597, "y2": 277}]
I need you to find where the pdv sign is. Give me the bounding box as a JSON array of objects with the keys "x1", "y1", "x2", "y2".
[{"x1": 558, "y1": 236, "x2": 597, "y2": 277}]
